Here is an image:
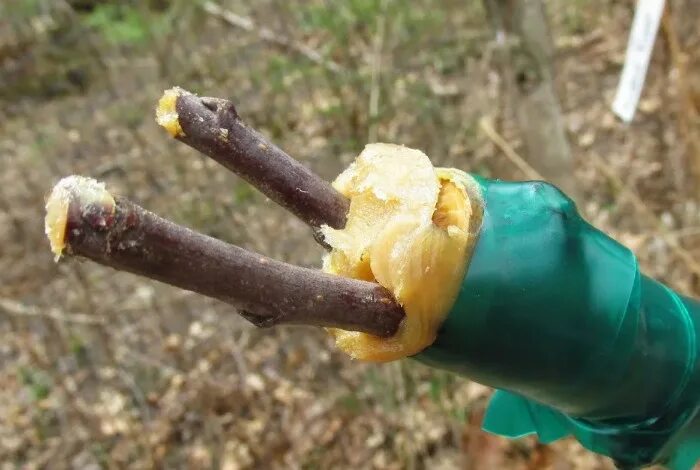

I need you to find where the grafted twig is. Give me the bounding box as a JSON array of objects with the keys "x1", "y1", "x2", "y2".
[
  {"x1": 46, "y1": 177, "x2": 403, "y2": 337},
  {"x1": 157, "y1": 87, "x2": 349, "y2": 230}
]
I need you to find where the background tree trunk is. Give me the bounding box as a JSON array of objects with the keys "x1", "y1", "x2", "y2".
[{"x1": 484, "y1": 0, "x2": 579, "y2": 201}]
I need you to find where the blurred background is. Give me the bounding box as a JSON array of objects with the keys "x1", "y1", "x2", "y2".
[{"x1": 1, "y1": 0, "x2": 699, "y2": 468}]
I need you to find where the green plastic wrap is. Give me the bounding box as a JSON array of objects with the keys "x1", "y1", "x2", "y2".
[{"x1": 415, "y1": 175, "x2": 700, "y2": 469}]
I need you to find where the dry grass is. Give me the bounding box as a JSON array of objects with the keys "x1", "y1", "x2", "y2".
[{"x1": 1, "y1": 0, "x2": 699, "y2": 468}]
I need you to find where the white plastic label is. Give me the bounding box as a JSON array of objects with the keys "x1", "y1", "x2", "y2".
[{"x1": 612, "y1": 0, "x2": 666, "y2": 122}]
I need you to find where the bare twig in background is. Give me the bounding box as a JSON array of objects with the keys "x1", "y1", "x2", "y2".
[
  {"x1": 202, "y1": 1, "x2": 343, "y2": 74},
  {"x1": 480, "y1": 117, "x2": 541, "y2": 180},
  {"x1": 0, "y1": 297, "x2": 105, "y2": 325},
  {"x1": 158, "y1": 88, "x2": 350, "y2": 230},
  {"x1": 48, "y1": 177, "x2": 403, "y2": 337}
]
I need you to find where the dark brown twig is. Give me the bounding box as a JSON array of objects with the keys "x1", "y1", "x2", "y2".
[
  {"x1": 47, "y1": 177, "x2": 403, "y2": 337},
  {"x1": 157, "y1": 87, "x2": 349, "y2": 230}
]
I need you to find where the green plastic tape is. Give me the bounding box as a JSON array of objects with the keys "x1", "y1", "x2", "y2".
[{"x1": 415, "y1": 176, "x2": 700, "y2": 469}]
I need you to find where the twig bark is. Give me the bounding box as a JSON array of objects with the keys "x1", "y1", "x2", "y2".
[
  {"x1": 159, "y1": 88, "x2": 350, "y2": 230},
  {"x1": 50, "y1": 178, "x2": 403, "y2": 337}
]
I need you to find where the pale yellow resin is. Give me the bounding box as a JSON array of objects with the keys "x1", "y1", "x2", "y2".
[
  {"x1": 322, "y1": 143, "x2": 481, "y2": 362},
  {"x1": 45, "y1": 176, "x2": 115, "y2": 261},
  {"x1": 156, "y1": 87, "x2": 184, "y2": 137}
]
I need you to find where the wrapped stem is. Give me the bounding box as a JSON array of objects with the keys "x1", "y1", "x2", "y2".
[{"x1": 417, "y1": 177, "x2": 700, "y2": 469}]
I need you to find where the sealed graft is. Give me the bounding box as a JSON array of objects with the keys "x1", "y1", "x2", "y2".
[{"x1": 45, "y1": 89, "x2": 700, "y2": 470}]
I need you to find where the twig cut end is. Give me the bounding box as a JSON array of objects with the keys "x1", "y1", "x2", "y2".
[
  {"x1": 45, "y1": 176, "x2": 115, "y2": 261},
  {"x1": 156, "y1": 87, "x2": 186, "y2": 137}
]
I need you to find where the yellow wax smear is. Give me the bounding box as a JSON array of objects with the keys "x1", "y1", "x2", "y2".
[
  {"x1": 322, "y1": 143, "x2": 481, "y2": 362},
  {"x1": 156, "y1": 87, "x2": 184, "y2": 137},
  {"x1": 45, "y1": 176, "x2": 115, "y2": 261}
]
